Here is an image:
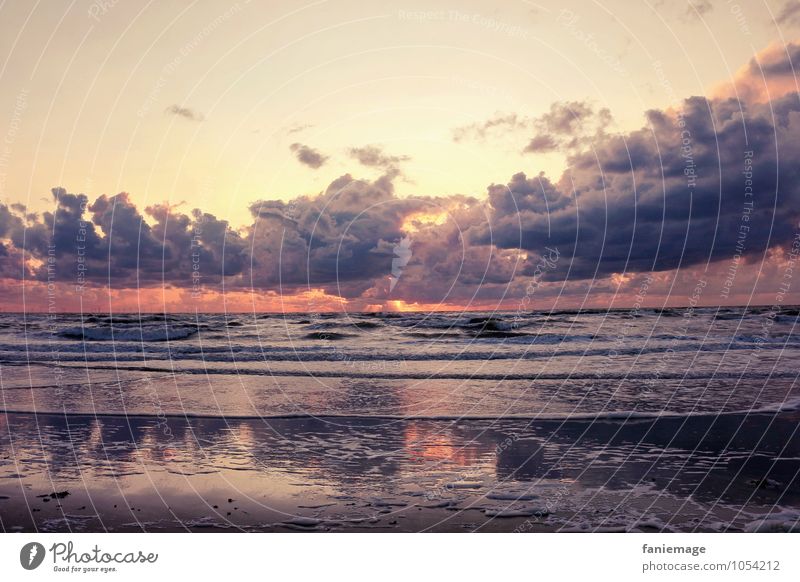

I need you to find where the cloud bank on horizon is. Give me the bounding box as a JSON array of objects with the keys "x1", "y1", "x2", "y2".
[{"x1": 2, "y1": 41, "x2": 800, "y2": 312}]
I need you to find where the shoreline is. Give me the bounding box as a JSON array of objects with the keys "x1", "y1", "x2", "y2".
[{"x1": 2, "y1": 410, "x2": 798, "y2": 533}]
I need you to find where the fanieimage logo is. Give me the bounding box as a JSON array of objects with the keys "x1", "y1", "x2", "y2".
[{"x1": 20, "y1": 542, "x2": 46, "y2": 570}]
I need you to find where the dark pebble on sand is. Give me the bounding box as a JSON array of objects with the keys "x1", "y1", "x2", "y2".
[{"x1": 36, "y1": 490, "x2": 70, "y2": 500}]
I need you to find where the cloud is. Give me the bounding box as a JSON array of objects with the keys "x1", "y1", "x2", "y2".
[
  {"x1": 686, "y1": 0, "x2": 713, "y2": 18},
  {"x1": 164, "y1": 104, "x2": 205, "y2": 121},
  {"x1": 246, "y1": 171, "x2": 440, "y2": 298},
  {"x1": 452, "y1": 113, "x2": 527, "y2": 142},
  {"x1": 3, "y1": 40, "x2": 800, "y2": 311},
  {"x1": 286, "y1": 123, "x2": 313, "y2": 135},
  {"x1": 290, "y1": 143, "x2": 328, "y2": 169},
  {"x1": 524, "y1": 101, "x2": 612, "y2": 154},
  {"x1": 0, "y1": 188, "x2": 248, "y2": 289},
  {"x1": 777, "y1": 0, "x2": 800, "y2": 26},
  {"x1": 524, "y1": 134, "x2": 558, "y2": 153},
  {"x1": 349, "y1": 145, "x2": 410, "y2": 169},
  {"x1": 713, "y1": 41, "x2": 800, "y2": 103},
  {"x1": 472, "y1": 92, "x2": 800, "y2": 281},
  {"x1": 452, "y1": 102, "x2": 612, "y2": 155}
]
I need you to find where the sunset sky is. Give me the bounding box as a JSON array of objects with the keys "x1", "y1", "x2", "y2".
[{"x1": 1, "y1": 0, "x2": 800, "y2": 312}]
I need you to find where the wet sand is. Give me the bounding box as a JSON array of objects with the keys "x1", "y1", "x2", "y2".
[{"x1": 1, "y1": 410, "x2": 799, "y2": 532}]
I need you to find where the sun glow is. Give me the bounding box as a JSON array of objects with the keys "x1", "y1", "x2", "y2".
[{"x1": 400, "y1": 210, "x2": 450, "y2": 234}]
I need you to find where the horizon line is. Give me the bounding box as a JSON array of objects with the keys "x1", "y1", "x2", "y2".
[{"x1": 1, "y1": 303, "x2": 796, "y2": 316}]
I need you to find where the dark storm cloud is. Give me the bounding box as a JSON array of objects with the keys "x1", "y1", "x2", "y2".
[
  {"x1": 0, "y1": 203, "x2": 28, "y2": 278},
  {"x1": 290, "y1": 143, "x2": 329, "y2": 169},
  {"x1": 164, "y1": 104, "x2": 205, "y2": 121},
  {"x1": 487, "y1": 172, "x2": 571, "y2": 216},
  {"x1": 377, "y1": 201, "x2": 531, "y2": 304},
  {"x1": 0, "y1": 188, "x2": 248, "y2": 288},
  {"x1": 3, "y1": 90, "x2": 799, "y2": 301},
  {"x1": 471, "y1": 92, "x2": 800, "y2": 280},
  {"x1": 246, "y1": 172, "x2": 434, "y2": 297},
  {"x1": 3, "y1": 43, "x2": 800, "y2": 305}
]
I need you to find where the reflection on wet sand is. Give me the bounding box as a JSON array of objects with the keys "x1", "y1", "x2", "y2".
[{"x1": 1, "y1": 411, "x2": 798, "y2": 532}]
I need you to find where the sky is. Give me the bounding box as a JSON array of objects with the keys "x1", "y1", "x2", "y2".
[{"x1": 1, "y1": 0, "x2": 800, "y2": 312}]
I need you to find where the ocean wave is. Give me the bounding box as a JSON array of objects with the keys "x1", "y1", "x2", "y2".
[
  {"x1": 743, "y1": 508, "x2": 800, "y2": 532},
  {"x1": 2, "y1": 396, "x2": 798, "y2": 421},
  {"x1": 58, "y1": 325, "x2": 199, "y2": 342},
  {"x1": 3, "y1": 336, "x2": 799, "y2": 362},
  {"x1": 12, "y1": 360, "x2": 800, "y2": 381}
]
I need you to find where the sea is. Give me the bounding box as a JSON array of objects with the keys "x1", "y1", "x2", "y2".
[{"x1": 0, "y1": 306, "x2": 798, "y2": 532}]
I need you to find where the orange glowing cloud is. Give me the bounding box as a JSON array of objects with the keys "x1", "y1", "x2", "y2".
[{"x1": 711, "y1": 41, "x2": 800, "y2": 104}]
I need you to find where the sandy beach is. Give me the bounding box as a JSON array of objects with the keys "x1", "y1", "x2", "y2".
[{"x1": 2, "y1": 409, "x2": 798, "y2": 532}]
